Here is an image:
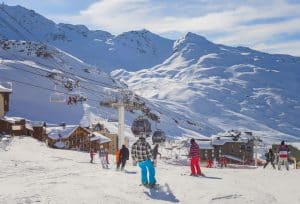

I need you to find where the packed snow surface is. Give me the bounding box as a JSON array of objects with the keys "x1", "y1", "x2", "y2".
[{"x1": 0, "y1": 137, "x2": 299, "y2": 204}]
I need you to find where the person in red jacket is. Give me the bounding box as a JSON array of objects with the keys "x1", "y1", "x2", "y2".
[
  {"x1": 189, "y1": 139, "x2": 204, "y2": 176},
  {"x1": 90, "y1": 148, "x2": 96, "y2": 163}
]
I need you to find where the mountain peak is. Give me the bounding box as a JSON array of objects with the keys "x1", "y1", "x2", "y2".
[{"x1": 173, "y1": 32, "x2": 215, "y2": 53}]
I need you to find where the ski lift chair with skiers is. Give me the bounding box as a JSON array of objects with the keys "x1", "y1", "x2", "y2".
[{"x1": 67, "y1": 90, "x2": 87, "y2": 105}]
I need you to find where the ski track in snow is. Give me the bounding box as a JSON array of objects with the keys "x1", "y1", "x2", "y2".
[{"x1": 0, "y1": 137, "x2": 299, "y2": 204}]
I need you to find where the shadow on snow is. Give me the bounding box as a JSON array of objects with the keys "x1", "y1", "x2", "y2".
[{"x1": 144, "y1": 183, "x2": 179, "y2": 203}]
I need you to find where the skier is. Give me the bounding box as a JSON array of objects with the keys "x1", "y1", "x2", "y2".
[
  {"x1": 117, "y1": 145, "x2": 129, "y2": 171},
  {"x1": 206, "y1": 158, "x2": 213, "y2": 168},
  {"x1": 189, "y1": 139, "x2": 204, "y2": 176},
  {"x1": 219, "y1": 155, "x2": 228, "y2": 168},
  {"x1": 277, "y1": 141, "x2": 289, "y2": 170},
  {"x1": 263, "y1": 148, "x2": 276, "y2": 169},
  {"x1": 99, "y1": 145, "x2": 108, "y2": 169},
  {"x1": 152, "y1": 144, "x2": 161, "y2": 167},
  {"x1": 89, "y1": 148, "x2": 96, "y2": 163},
  {"x1": 131, "y1": 136, "x2": 157, "y2": 188},
  {"x1": 105, "y1": 148, "x2": 109, "y2": 164}
]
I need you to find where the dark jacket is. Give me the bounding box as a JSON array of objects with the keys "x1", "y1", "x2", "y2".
[
  {"x1": 265, "y1": 150, "x2": 275, "y2": 161},
  {"x1": 131, "y1": 138, "x2": 152, "y2": 162},
  {"x1": 189, "y1": 142, "x2": 200, "y2": 158},
  {"x1": 152, "y1": 145, "x2": 161, "y2": 160},
  {"x1": 120, "y1": 146, "x2": 129, "y2": 160}
]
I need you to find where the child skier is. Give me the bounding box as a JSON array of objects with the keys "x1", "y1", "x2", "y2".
[
  {"x1": 105, "y1": 148, "x2": 109, "y2": 164},
  {"x1": 131, "y1": 136, "x2": 157, "y2": 188},
  {"x1": 277, "y1": 141, "x2": 289, "y2": 170},
  {"x1": 89, "y1": 148, "x2": 96, "y2": 163},
  {"x1": 189, "y1": 139, "x2": 204, "y2": 176},
  {"x1": 99, "y1": 145, "x2": 108, "y2": 169}
]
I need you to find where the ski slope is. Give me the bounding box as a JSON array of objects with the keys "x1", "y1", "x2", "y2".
[{"x1": 0, "y1": 137, "x2": 299, "y2": 204}]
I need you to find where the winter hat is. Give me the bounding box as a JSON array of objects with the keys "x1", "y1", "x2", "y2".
[{"x1": 190, "y1": 138, "x2": 195, "y2": 144}]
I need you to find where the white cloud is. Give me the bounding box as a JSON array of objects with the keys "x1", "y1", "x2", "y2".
[{"x1": 54, "y1": 0, "x2": 300, "y2": 56}]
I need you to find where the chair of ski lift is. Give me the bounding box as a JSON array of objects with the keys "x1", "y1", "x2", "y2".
[
  {"x1": 131, "y1": 116, "x2": 152, "y2": 137},
  {"x1": 50, "y1": 85, "x2": 66, "y2": 103},
  {"x1": 152, "y1": 129, "x2": 166, "y2": 144}
]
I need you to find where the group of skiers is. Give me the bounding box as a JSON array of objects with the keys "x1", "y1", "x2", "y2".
[
  {"x1": 89, "y1": 138, "x2": 291, "y2": 187},
  {"x1": 264, "y1": 140, "x2": 290, "y2": 170}
]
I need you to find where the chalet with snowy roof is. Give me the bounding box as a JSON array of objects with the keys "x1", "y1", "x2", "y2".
[
  {"x1": 46, "y1": 125, "x2": 111, "y2": 152},
  {"x1": 0, "y1": 116, "x2": 33, "y2": 136},
  {"x1": 92, "y1": 122, "x2": 118, "y2": 154},
  {"x1": 197, "y1": 130, "x2": 254, "y2": 164},
  {"x1": 32, "y1": 121, "x2": 47, "y2": 141},
  {"x1": 0, "y1": 82, "x2": 12, "y2": 117}
]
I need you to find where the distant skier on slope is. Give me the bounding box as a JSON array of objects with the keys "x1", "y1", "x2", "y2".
[
  {"x1": 131, "y1": 137, "x2": 157, "y2": 188},
  {"x1": 117, "y1": 145, "x2": 129, "y2": 171},
  {"x1": 99, "y1": 145, "x2": 108, "y2": 169},
  {"x1": 277, "y1": 141, "x2": 289, "y2": 171},
  {"x1": 263, "y1": 148, "x2": 276, "y2": 169},
  {"x1": 189, "y1": 139, "x2": 204, "y2": 176},
  {"x1": 89, "y1": 148, "x2": 96, "y2": 163},
  {"x1": 152, "y1": 144, "x2": 161, "y2": 167}
]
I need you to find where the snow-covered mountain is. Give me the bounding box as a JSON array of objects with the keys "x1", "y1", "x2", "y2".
[
  {"x1": 112, "y1": 32, "x2": 300, "y2": 142},
  {"x1": 0, "y1": 4, "x2": 174, "y2": 72},
  {"x1": 1, "y1": 4, "x2": 300, "y2": 143},
  {"x1": 0, "y1": 39, "x2": 210, "y2": 141}
]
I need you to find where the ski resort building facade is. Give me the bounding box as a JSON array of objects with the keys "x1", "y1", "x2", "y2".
[
  {"x1": 92, "y1": 123, "x2": 119, "y2": 155},
  {"x1": 198, "y1": 131, "x2": 255, "y2": 164},
  {"x1": 46, "y1": 125, "x2": 111, "y2": 152}
]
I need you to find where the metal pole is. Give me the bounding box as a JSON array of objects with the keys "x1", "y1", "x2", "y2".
[{"x1": 117, "y1": 103, "x2": 125, "y2": 149}]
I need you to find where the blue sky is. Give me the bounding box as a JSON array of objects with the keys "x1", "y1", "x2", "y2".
[{"x1": 4, "y1": 0, "x2": 300, "y2": 56}]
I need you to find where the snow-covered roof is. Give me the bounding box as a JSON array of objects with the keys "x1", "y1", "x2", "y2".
[
  {"x1": 0, "y1": 84, "x2": 12, "y2": 93},
  {"x1": 211, "y1": 130, "x2": 254, "y2": 145},
  {"x1": 223, "y1": 154, "x2": 243, "y2": 162},
  {"x1": 54, "y1": 141, "x2": 65, "y2": 149},
  {"x1": 46, "y1": 125, "x2": 79, "y2": 140},
  {"x1": 197, "y1": 141, "x2": 213, "y2": 149},
  {"x1": 90, "y1": 132, "x2": 111, "y2": 144},
  {"x1": 25, "y1": 124, "x2": 33, "y2": 131},
  {"x1": 2, "y1": 116, "x2": 24, "y2": 123}
]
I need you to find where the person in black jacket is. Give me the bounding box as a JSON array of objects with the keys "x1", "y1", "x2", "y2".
[
  {"x1": 117, "y1": 145, "x2": 129, "y2": 171},
  {"x1": 263, "y1": 148, "x2": 276, "y2": 169}
]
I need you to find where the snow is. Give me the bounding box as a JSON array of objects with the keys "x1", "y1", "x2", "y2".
[
  {"x1": 0, "y1": 137, "x2": 299, "y2": 203},
  {"x1": 46, "y1": 125, "x2": 78, "y2": 140},
  {"x1": 90, "y1": 132, "x2": 111, "y2": 144},
  {"x1": 0, "y1": 4, "x2": 174, "y2": 72},
  {"x1": 0, "y1": 84, "x2": 12, "y2": 92}
]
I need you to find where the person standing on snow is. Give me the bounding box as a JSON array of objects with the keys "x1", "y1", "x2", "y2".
[
  {"x1": 99, "y1": 145, "x2": 108, "y2": 169},
  {"x1": 152, "y1": 144, "x2": 161, "y2": 167},
  {"x1": 89, "y1": 148, "x2": 96, "y2": 163},
  {"x1": 117, "y1": 145, "x2": 129, "y2": 171},
  {"x1": 277, "y1": 141, "x2": 289, "y2": 170},
  {"x1": 263, "y1": 148, "x2": 276, "y2": 169},
  {"x1": 189, "y1": 139, "x2": 204, "y2": 176},
  {"x1": 131, "y1": 137, "x2": 157, "y2": 187},
  {"x1": 105, "y1": 148, "x2": 109, "y2": 164}
]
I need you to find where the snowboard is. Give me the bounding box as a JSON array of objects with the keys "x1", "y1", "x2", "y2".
[{"x1": 139, "y1": 183, "x2": 160, "y2": 189}]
